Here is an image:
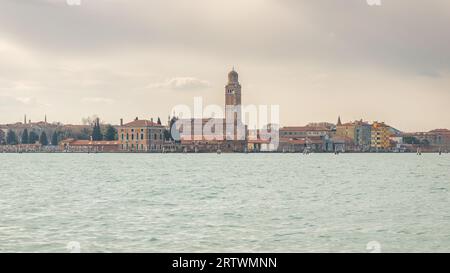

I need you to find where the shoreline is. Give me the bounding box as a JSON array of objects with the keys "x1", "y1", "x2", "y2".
[{"x1": 0, "y1": 151, "x2": 447, "y2": 154}]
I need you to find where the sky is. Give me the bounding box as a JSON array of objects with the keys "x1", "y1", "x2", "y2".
[{"x1": 0, "y1": 0, "x2": 449, "y2": 132}]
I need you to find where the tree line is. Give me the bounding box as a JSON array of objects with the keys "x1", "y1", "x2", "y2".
[{"x1": 0, "y1": 122, "x2": 118, "y2": 146}]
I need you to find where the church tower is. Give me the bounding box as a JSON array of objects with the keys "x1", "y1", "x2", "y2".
[{"x1": 225, "y1": 68, "x2": 242, "y2": 123}]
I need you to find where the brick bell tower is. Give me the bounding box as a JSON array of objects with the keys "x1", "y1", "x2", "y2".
[{"x1": 225, "y1": 67, "x2": 242, "y2": 124}]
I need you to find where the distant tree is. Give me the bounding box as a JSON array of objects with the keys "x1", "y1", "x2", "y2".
[
  {"x1": 21, "y1": 129, "x2": 29, "y2": 144},
  {"x1": 51, "y1": 131, "x2": 59, "y2": 146},
  {"x1": 420, "y1": 139, "x2": 430, "y2": 146},
  {"x1": 6, "y1": 130, "x2": 18, "y2": 145},
  {"x1": 0, "y1": 130, "x2": 5, "y2": 144},
  {"x1": 82, "y1": 115, "x2": 101, "y2": 126},
  {"x1": 104, "y1": 125, "x2": 117, "y2": 141},
  {"x1": 157, "y1": 117, "x2": 162, "y2": 125},
  {"x1": 29, "y1": 131, "x2": 39, "y2": 144},
  {"x1": 39, "y1": 131, "x2": 49, "y2": 146},
  {"x1": 164, "y1": 116, "x2": 179, "y2": 141},
  {"x1": 91, "y1": 118, "x2": 103, "y2": 141},
  {"x1": 403, "y1": 136, "x2": 420, "y2": 145}
]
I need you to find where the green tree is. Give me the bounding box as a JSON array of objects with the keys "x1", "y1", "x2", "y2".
[
  {"x1": 91, "y1": 119, "x2": 103, "y2": 141},
  {"x1": 164, "y1": 116, "x2": 179, "y2": 141},
  {"x1": 39, "y1": 131, "x2": 49, "y2": 146},
  {"x1": 104, "y1": 125, "x2": 117, "y2": 141},
  {"x1": 51, "y1": 131, "x2": 59, "y2": 146},
  {"x1": 403, "y1": 136, "x2": 420, "y2": 145},
  {"x1": 29, "y1": 131, "x2": 39, "y2": 144},
  {"x1": 6, "y1": 130, "x2": 18, "y2": 145},
  {"x1": 21, "y1": 129, "x2": 29, "y2": 144},
  {"x1": 420, "y1": 139, "x2": 430, "y2": 146},
  {"x1": 0, "y1": 130, "x2": 5, "y2": 144}
]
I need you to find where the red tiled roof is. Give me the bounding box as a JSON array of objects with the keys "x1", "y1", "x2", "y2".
[
  {"x1": 280, "y1": 126, "x2": 329, "y2": 132},
  {"x1": 70, "y1": 140, "x2": 120, "y2": 146},
  {"x1": 338, "y1": 120, "x2": 370, "y2": 127},
  {"x1": 429, "y1": 129, "x2": 450, "y2": 134},
  {"x1": 122, "y1": 120, "x2": 163, "y2": 127}
]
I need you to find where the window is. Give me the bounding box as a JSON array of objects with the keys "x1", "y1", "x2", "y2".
[
  {"x1": 141, "y1": 134, "x2": 144, "y2": 140},
  {"x1": 132, "y1": 134, "x2": 134, "y2": 140}
]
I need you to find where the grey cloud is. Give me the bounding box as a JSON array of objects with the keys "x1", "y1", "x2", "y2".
[
  {"x1": 1, "y1": 0, "x2": 449, "y2": 76},
  {"x1": 0, "y1": 95, "x2": 40, "y2": 108},
  {"x1": 0, "y1": 0, "x2": 449, "y2": 130},
  {"x1": 147, "y1": 77, "x2": 211, "y2": 90}
]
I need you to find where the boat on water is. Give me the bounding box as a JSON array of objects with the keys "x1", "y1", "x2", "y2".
[{"x1": 217, "y1": 149, "x2": 222, "y2": 155}]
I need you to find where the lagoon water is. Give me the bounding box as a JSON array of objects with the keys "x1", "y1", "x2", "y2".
[{"x1": 0, "y1": 153, "x2": 449, "y2": 253}]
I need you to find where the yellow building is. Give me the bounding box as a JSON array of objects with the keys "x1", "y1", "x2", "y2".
[
  {"x1": 371, "y1": 122, "x2": 391, "y2": 150},
  {"x1": 118, "y1": 118, "x2": 165, "y2": 152},
  {"x1": 336, "y1": 123, "x2": 357, "y2": 141}
]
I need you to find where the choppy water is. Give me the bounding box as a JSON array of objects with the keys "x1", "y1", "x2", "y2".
[{"x1": 0, "y1": 153, "x2": 449, "y2": 253}]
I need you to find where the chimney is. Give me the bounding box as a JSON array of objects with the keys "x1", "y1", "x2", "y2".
[
  {"x1": 120, "y1": 118, "x2": 123, "y2": 126},
  {"x1": 24, "y1": 114, "x2": 27, "y2": 125},
  {"x1": 135, "y1": 117, "x2": 138, "y2": 121},
  {"x1": 151, "y1": 117, "x2": 154, "y2": 124}
]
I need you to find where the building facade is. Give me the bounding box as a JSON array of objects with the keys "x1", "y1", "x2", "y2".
[
  {"x1": 371, "y1": 122, "x2": 391, "y2": 151},
  {"x1": 60, "y1": 139, "x2": 120, "y2": 152},
  {"x1": 336, "y1": 119, "x2": 371, "y2": 151},
  {"x1": 177, "y1": 69, "x2": 247, "y2": 152},
  {"x1": 279, "y1": 126, "x2": 330, "y2": 138},
  {"x1": 117, "y1": 118, "x2": 165, "y2": 152}
]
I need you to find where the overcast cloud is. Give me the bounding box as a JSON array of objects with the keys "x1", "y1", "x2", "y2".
[{"x1": 0, "y1": 0, "x2": 449, "y2": 131}]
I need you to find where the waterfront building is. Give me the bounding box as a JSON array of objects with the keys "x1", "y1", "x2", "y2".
[
  {"x1": 117, "y1": 118, "x2": 165, "y2": 152},
  {"x1": 336, "y1": 119, "x2": 372, "y2": 151},
  {"x1": 401, "y1": 129, "x2": 450, "y2": 152},
  {"x1": 59, "y1": 139, "x2": 120, "y2": 152},
  {"x1": 279, "y1": 126, "x2": 330, "y2": 138},
  {"x1": 329, "y1": 136, "x2": 355, "y2": 152},
  {"x1": 371, "y1": 122, "x2": 391, "y2": 151},
  {"x1": 306, "y1": 122, "x2": 335, "y2": 130},
  {"x1": 278, "y1": 125, "x2": 331, "y2": 152},
  {"x1": 0, "y1": 143, "x2": 43, "y2": 153},
  {"x1": 177, "y1": 69, "x2": 247, "y2": 152}
]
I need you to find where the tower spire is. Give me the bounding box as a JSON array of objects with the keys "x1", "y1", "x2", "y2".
[{"x1": 337, "y1": 116, "x2": 342, "y2": 126}]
